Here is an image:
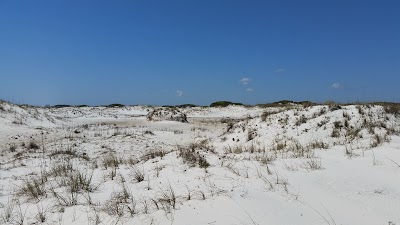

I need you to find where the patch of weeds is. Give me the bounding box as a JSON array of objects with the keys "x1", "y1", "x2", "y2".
[
  {"x1": 9, "y1": 144, "x2": 17, "y2": 152},
  {"x1": 173, "y1": 130, "x2": 183, "y2": 134},
  {"x1": 48, "y1": 162, "x2": 74, "y2": 177},
  {"x1": 308, "y1": 140, "x2": 329, "y2": 149},
  {"x1": 331, "y1": 122, "x2": 342, "y2": 138},
  {"x1": 271, "y1": 136, "x2": 312, "y2": 158},
  {"x1": 178, "y1": 142, "x2": 211, "y2": 168},
  {"x1": 126, "y1": 156, "x2": 139, "y2": 166},
  {"x1": 198, "y1": 157, "x2": 210, "y2": 168},
  {"x1": 317, "y1": 107, "x2": 327, "y2": 117},
  {"x1": 261, "y1": 110, "x2": 282, "y2": 122},
  {"x1": 50, "y1": 148, "x2": 89, "y2": 161},
  {"x1": 50, "y1": 188, "x2": 78, "y2": 206},
  {"x1": 381, "y1": 103, "x2": 400, "y2": 116},
  {"x1": 132, "y1": 167, "x2": 145, "y2": 183},
  {"x1": 301, "y1": 158, "x2": 323, "y2": 171},
  {"x1": 61, "y1": 171, "x2": 99, "y2": 193},
  {"x1": 141, "y1": 149, "x2": 166, "y2": 161},
  {"x1": 370, "y1": 133, "x2": 389, "y2": 148},
  {"x1": 226, "y1": 121, "x2": 235, "y2": 133},
  {"x1": 157, "y1": 184, "x2": 177, "y2": 214},
  {"x1": 103, "y1": 184, "x2": 135, "y2": 217},
  {"x1": 0, "y1": 199, "x2": 15, "y2": 223},
  {"x1": 255, "y1": 154, "x2": 276, "y2": 165},
  {"x1": 317, "y1": 117, "x2": 329, "y2": 127},
  {"x1": 343, "y1": 111, "x2": 351, "y2": 120},
  {"x1": 102, "y1": 153, "x2": 120, "y2": 169},
  {"x1": 18, "y1": 177, "x2": 47, "y2": 200},
  {"x1": 144, "y1": 130, "x2": 154, "y2": 135},
  {"x1": 295, "y1": 115, "x2": 307, "y2": 126},
  {"x1": 333, "y1": 121, "x2": 342, "y2": 129},
  {"x1": 28, "y1": 141, "x2": 40, "y2": 150},
  {"x1": 189, "y1": 139, "x2": 215, "y2": 153},
  {"x1": 356, "y1": 105, "x2": 365, "y2": 115},
  {"x1": 50, "y1": 148, "x2": 77, "y2": 157},
  {"x1": 344, "y1": 118, "x2": 349, "y2": 128},
  {"x1": 35, "y1": 204, "x2": 47, "y2": 223},
  {"x1": 247, "y1": 128, "x2": 257, "y2": 141},
  {"x1": 103, "y1": 194, "x2": 126, "y2": 217},
  {"x1": 345, "y1": 127, "x2": 362, "y2": 141},
  {"x1": 327, "y1": 102, "x2": 342, "y2": 111}
]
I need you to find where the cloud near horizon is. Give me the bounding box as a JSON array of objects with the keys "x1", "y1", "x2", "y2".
[
  {"x1": 246, "y1": 88, "x2": 254, "y2": 92},
  {"x1": 274, "y1": 68, "x2": 286, "y2": 73},
  {"x1": 239, "y1": 78, "x2": 250, "y2": 85},
  {"x1": 176, "y1": 90, "x2": 183, "y2": 97},
  {"x1": 239, "y1": 78, "x2": 254, "y2": 92},
  {"x1": 332, "y1": 83, "x2": 341, "y2": 89}
]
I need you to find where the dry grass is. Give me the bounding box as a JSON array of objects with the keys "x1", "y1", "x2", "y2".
[
  {"x1": 301, "y1": 157, "x2": 323, "y2": 171},
  {"x1": 370, "y1": 133, "x2": 390, "y2": 148},
  {"x1": 18, "y1": 177, "x2": 47, "y2": 200},
  {"x1": 141, "y1": 149, "x2": 166, "y2": 161},
  {"x1": 177, "y1": 140, "x2": 213, "y2": 168},
  {"x1": 102, "y1": 153, "x2": 120, "y2": 169},
  {"x1": 307, "y1": 140, "x2": 329, "y2": 150},
  {"x1": 132, "y1": 167, "x2": 145, "y2": 183},
  {"x1": 261, "y1": 109, "x2": 284, "y2": 122}
]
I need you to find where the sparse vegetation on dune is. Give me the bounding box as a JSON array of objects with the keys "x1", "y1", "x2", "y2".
[
  {"x1": 0, "y1": 102, "x2": 399, "y2": 225},
  {"x1": 257, "y1": 100, "x2": 317, "y2": 108}
]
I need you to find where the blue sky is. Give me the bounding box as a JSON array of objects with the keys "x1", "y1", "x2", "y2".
[{"x1": 0, "y1": 0, "x2": 399, "y2": 106}]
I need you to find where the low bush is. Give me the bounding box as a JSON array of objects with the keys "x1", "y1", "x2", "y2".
[
  {"x1": 261, "y1": 110, "x2": 282, "y2": 122},
  {"x1": 102, "y1": 154, "x2": 120, "y2": 169},
  {"x1": 28, "y1": 141, "x2": 40, "y2": 150},
  {"x1": 141, "y1": 149, "x2": 166, "y2": 161},
  {"x1": 9, "y1": 144, "x2": 17, "y2": 152},
  {"x1": 178, "y1": 142, "x2": 211, "y2": 168},
  {"x1": 132, "y1": 167, "x2": 145, "y2": 183},
  {"x1": 107, "y1": 104, "x2": 125, "y2": 108},
  {"x1": 210, "y1": 101, "x2": 243, "y2": 107},
  {"x1": 18, "y1": 177, "x2": 47, "y2": 200}
]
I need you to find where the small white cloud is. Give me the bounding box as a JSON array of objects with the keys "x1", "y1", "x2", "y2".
[
  {"x1": 240, "y1": 78, "x2": 250, "y2": 85},
  {"x1": 274, "y1": 68, "x2": 285, "y2": 73},
  {"x1": 332, "y1": 83, "x2": 341, "y2": 89},
  {"x1": 245, "y1": 88, "x2": 254, "y2": 92},
  {"x1": 176, "y1": 90, "x2": 183, "y2": 97}
]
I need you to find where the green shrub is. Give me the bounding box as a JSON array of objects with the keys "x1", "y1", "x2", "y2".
[
  {"x1": 107, "y1": 103, "x2": 125, "y2": 108},
  {"x1": 210, "y1": 101, "x2": 243, "y2": 107}
]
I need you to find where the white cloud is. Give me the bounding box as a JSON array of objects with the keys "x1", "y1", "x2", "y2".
[
  {"x1": 240, "y1": 78, "x2": 250, "y2": 85},
  {"x1": 176, "y1": 90, "x2": 183, "y2": 97},
  {"x1": 245, "y1": 88, "x2": 254, "y2": 92},
  {"x1": 274, "y1": 68, "x2": 285, "y2": 73},
  {"x1": 331, "y1": 83, "x2": 341, "y2": 89}
]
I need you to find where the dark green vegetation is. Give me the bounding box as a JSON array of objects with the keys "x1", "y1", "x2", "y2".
[
  {"x1": 107, "y1": 103, "x2": 125, "y2": 108},
  {"x1": 210, "y1": 101, "x2": 244, "y2": 107},
  {"x1": 256, "y1": 100, "x2": 317, "y2": 108},
  {"x1": 53, "y1": 105, "x2": 72, "y2": 108},
  {"x1": 162, "y1": 104, "x2": 199, "y2": 108}
]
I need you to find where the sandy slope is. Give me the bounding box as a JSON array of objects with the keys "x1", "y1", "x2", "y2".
[{"x1": 0, "y1": 102, "x2": 399, "y2": 225}]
